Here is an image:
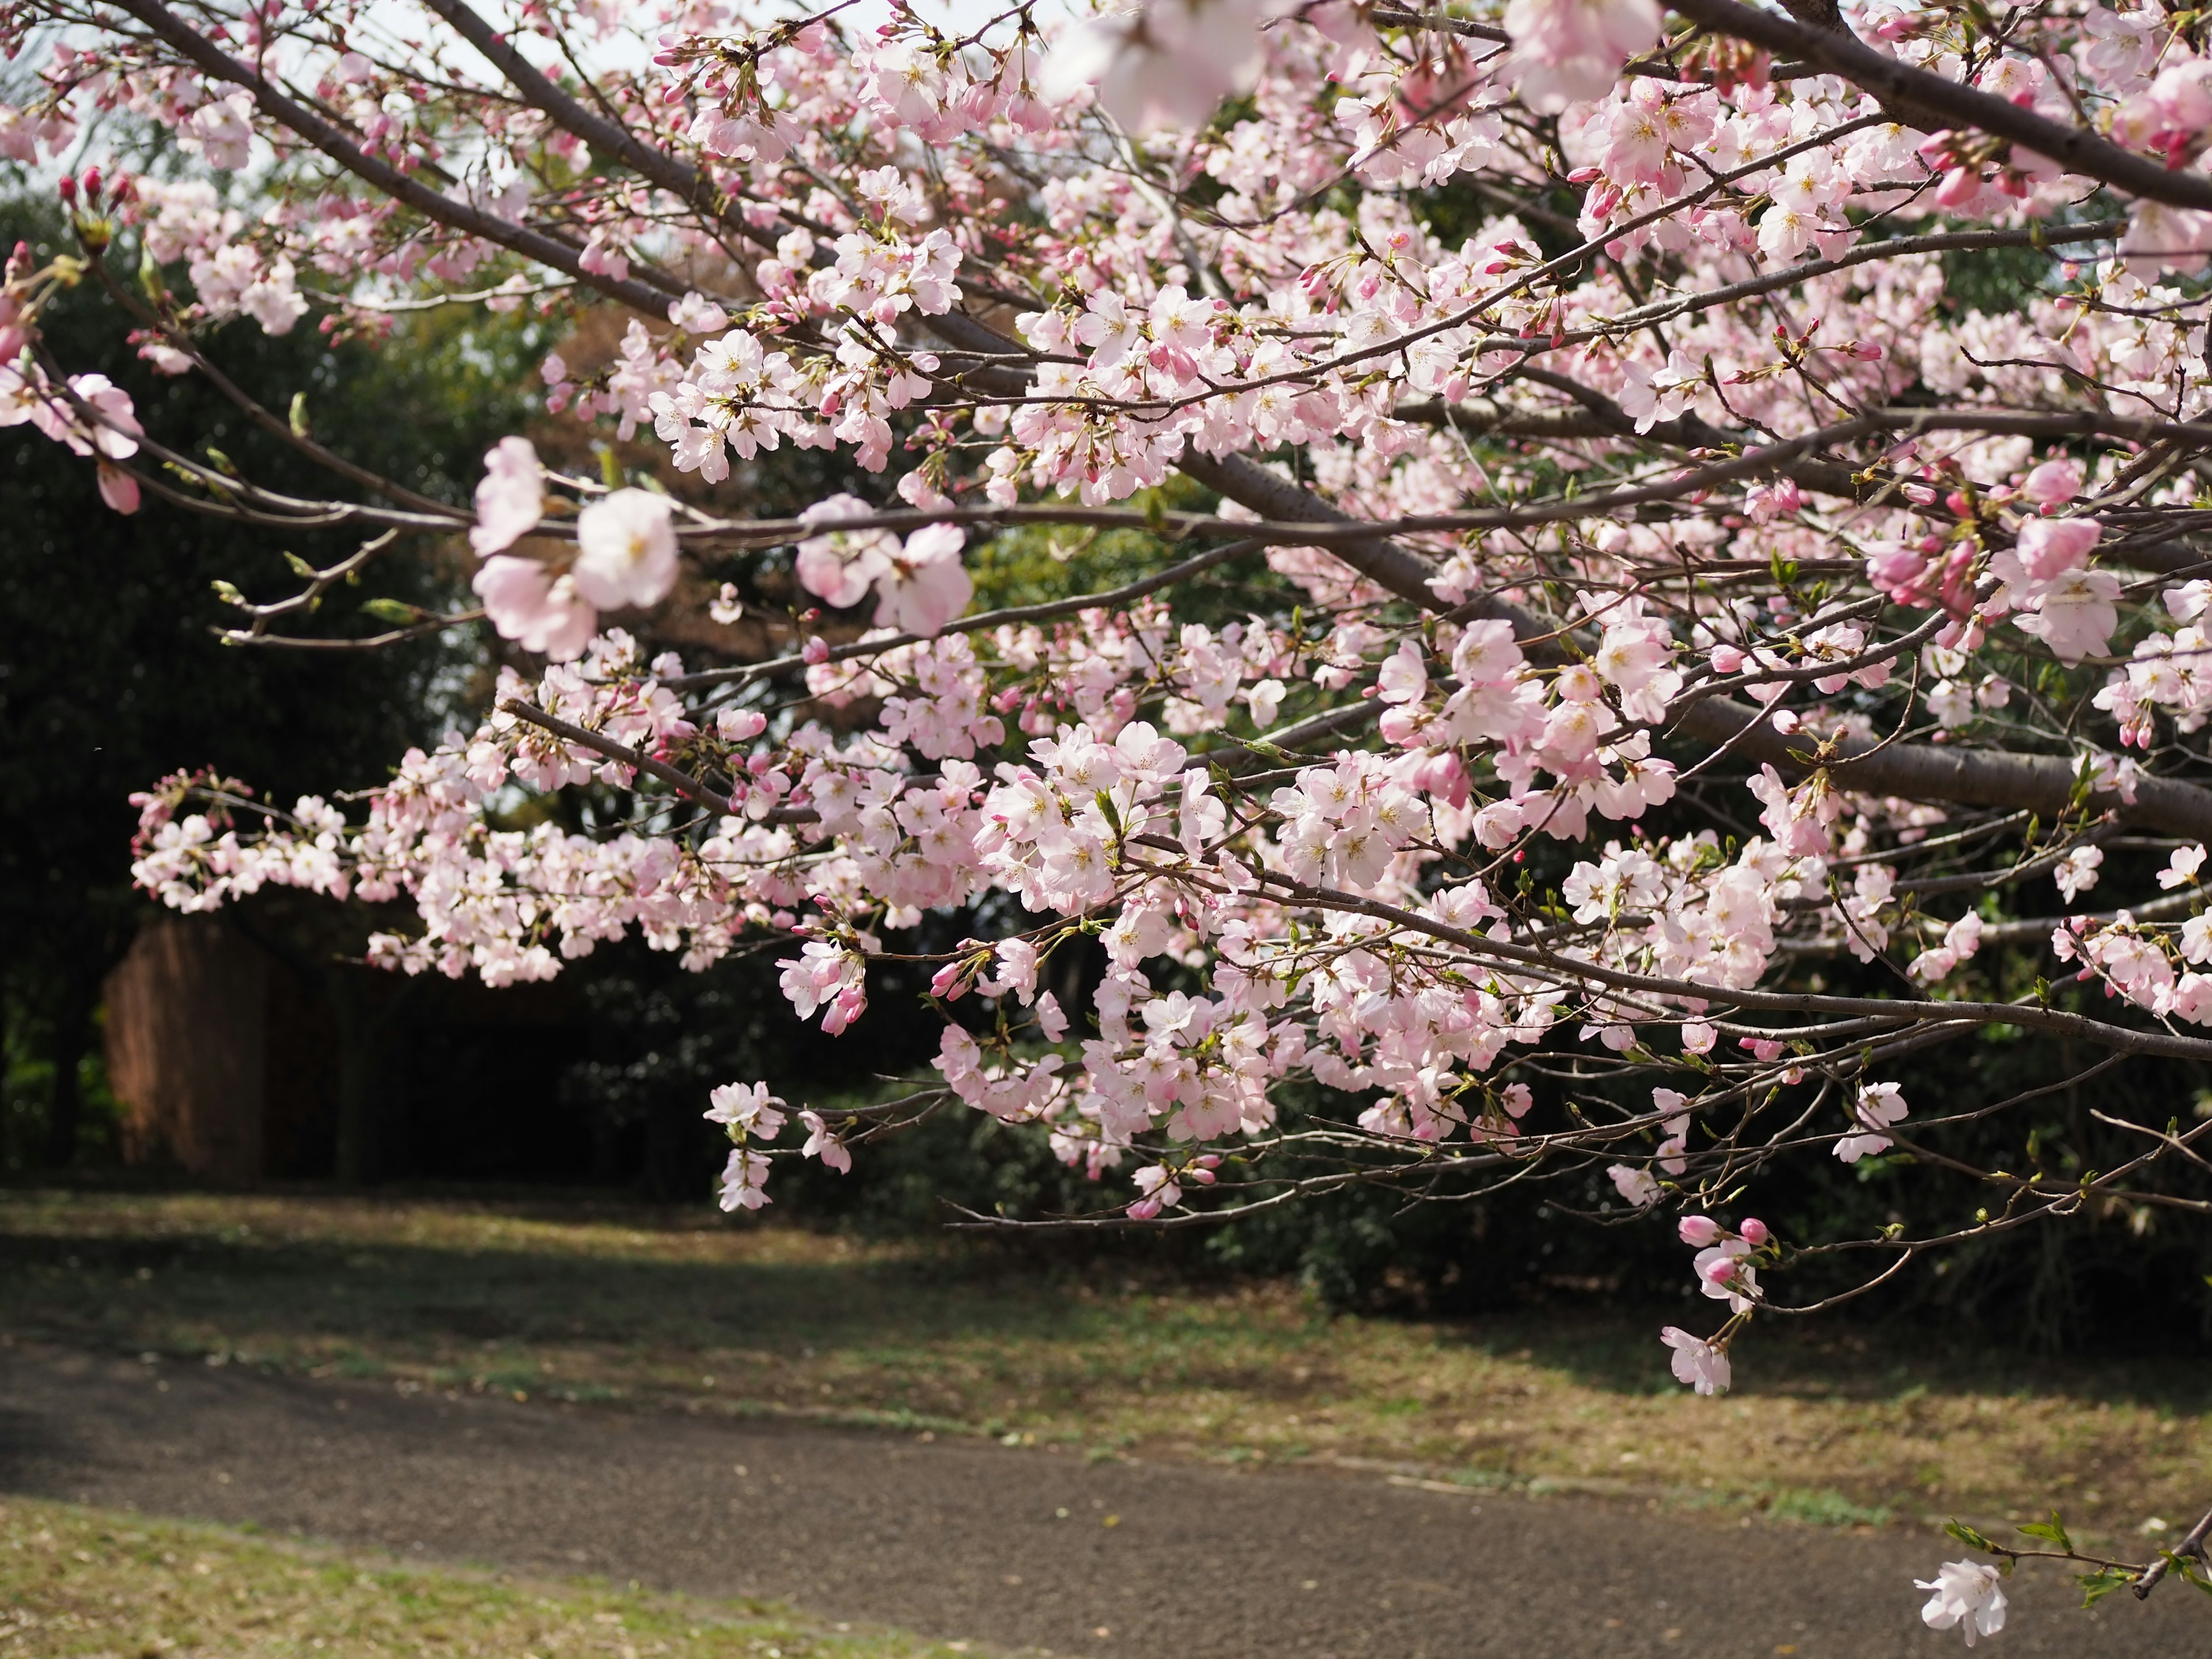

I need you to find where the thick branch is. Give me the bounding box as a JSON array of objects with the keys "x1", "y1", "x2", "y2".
[
  {"x1": 1177, "y1": 437, "x2": 2212, "y2": 840},
  {"x1": 1675, "y1": 0, "x2": 2212, "y2": 211}
]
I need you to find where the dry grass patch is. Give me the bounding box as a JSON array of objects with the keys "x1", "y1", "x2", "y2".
[{"x1": 0, "y1": 1494, "x2": 971, "y2": 1658}]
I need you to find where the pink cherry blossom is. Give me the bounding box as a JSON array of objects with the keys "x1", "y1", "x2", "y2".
[
  {"x1": 471, "y1": 436, "x2": 544, "y2": 556},
  {"x1": 798, "y1": 1109, "x2": 853, "y2": 1172},
  {"x1": 796, "y1": 495, "x2": 896, "y2": 609},
  {"x1": 2013, "y1": 517, "x2": 2102, "y2": 584},
  {"x1": 471, "y1": 557, "x2": 596, "y2": 660},
  {"x1": 1041, "y1": 0, "x2": 1274, "y2": 132},
  {"x1": 717, "y1": 1147, "x2": 773, "y2": 1211},
  {"x1": 2014, "y1": 566, "x2": 2122, "y2": 665},
  {"x1": 1660, "y1": 1327, "x2": 1731, "y2": 1396},
  {"x1": 572, "y1": 489, "x2": 679, "y2": 611},
  {"x1": 706, "y1": 1081, "x2": 787, "y2": 1139},
  {"x1": 1835, "y1": 1082, "x2": 1908, "y2": 1163},
  {"x1": 97, "y1": 460, "x2": 140, "y2": 514},
  {"x1": 1505, "y1": 0, "x2": 1661, "y2": 112},
  {"x1": 1608, "y1": 1164, "x2": 1661, "y2": 1207},
  {"x1": 1916, "y1": 1560, "x2": 2007, "y2": 1647},
  {"x1": 2020, "y1": 459, "x2": 2082, "y2": 509},
  {"x1": 874, "y1": 522, "x2": 972, "y2": 637}
]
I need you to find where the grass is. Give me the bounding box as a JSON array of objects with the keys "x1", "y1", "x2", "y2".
[
  {"x1": 0, "y1": 1493, "x2": 968, "y2": 1658},
  {"x1": 2, "y1": 1187, "x2": 2208, "y2": 1539}
]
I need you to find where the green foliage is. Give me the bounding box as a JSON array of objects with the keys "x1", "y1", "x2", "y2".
[
  {"x1": 964, "y1": 478, "x2": 1290, "y2": 629},
  {"x1": 1939, "y1": 240, "x2": 2059, "y2": 317},
  {"x1": 1945, "y1": 1518, "x2": 1999, "y2": 1554},
  {"x1": 1767, "y1": 1488, "x2": 1892, "y2": 1527},
  {"x1": 2078, "y1": 1566, "x2": 2136, "y2": 1607},
  {"x1": 1, "y1": 1017, "x2": 120, "y2": 1173}
]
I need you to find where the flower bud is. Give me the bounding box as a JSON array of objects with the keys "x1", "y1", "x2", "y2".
[
  {"x1": 1739, "y1": 1218, "x2": 1770, "y2": 1248},
  {"x1": 1678, "y1": 1215, "x2": 1722, "y2": 1247}
]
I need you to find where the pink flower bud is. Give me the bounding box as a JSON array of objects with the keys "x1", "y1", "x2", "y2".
[
  {"x1": 1739, "y1": 1218, "x2": 1770, "y2": 1248},
  {"x1": 1914, "y1": 129, "x2": 1957, "y2": 164},
  {"x1": 1866, "y1": 545, "x2": 1927, "y2": 597},
  {"x1": 801, "y1": 635, "x2": 830, "y2": 665},
  {"x1": 1933, "y1": 166, "x2": 1982, "y2": 209},
  {"x1": 1679, "y1": 1215, "x2": 1722, "y2": 1247},
  {"x1": 1701, "y1": 1256, "x2": 1739, "y2": 1286}
]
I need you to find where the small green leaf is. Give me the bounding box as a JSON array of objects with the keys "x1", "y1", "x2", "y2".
[
  {"x1": 1094, "y1": 789, "x2": 1124, "y2": 838},
  {"x1": 1944, "y1": 1520, "x2": 1998, "y2": 1554},
  {"x1": 2078, "y1": 1567, "x2": 2134, "y2": 1607},
  {"x1": 283, "y1": 551, "x2": 317, "y2": 579},
  {"x1": 203, "y1": 446, "x2": 238, "y2": 477},
  {"x1": 137, "y1": 241, "x2": 167, "y2": 305},
  {"x1": 361, "y1": 597, "x2": 419, "y2": 626},
  {"x1": 210, "y1": 579, "x2": 246, "y2": 607},
  {"x1": 289, "y1": 391, "x2": 311, "y2": 440},
  {"x1": 2017, "y1": 1512, "x2": 2073, "y2": 1552}
]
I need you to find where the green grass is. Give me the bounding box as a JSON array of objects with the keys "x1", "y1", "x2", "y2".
[
  {"x1": 3, "y1": 1188, "x2": 2208, "y2": 1536},
  {"x1": 0, "y1": 1494, "x2": 969, "y2": 1658}
]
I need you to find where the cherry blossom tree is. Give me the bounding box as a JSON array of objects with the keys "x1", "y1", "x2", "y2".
[{"x1": 9, "y1": 0, "x2": 2212, "y2": 1620}]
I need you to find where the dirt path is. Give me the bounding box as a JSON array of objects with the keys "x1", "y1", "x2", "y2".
[{"x1": 0, "y1": 1339, "x2": 2196, "y2": 1658}]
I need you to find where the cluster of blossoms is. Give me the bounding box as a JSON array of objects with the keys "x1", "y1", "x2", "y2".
[{"x1": 15, "y1": 0, "x2": 2212, "y2": 1624}]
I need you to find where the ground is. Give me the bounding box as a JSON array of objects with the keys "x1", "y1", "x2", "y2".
[
  {"x1": 3, "y1": 1339, "x2": 2204, "y2": 1657},
  {"x1": 2, "y1": 1189, "x2": 2206, "y2": 1532},
  {"x1": 0, "y1": 1188, "x2": 2207, "y2": 1656}
]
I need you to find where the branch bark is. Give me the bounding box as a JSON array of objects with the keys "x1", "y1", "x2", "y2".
[{"x1": 1675, "y1": 0, "x2": 2212, "y2": 212}]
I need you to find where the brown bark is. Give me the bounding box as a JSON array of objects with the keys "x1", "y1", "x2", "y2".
[{"x1": 103, "y1": 916, "x2": 267, "y2": 1181}]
